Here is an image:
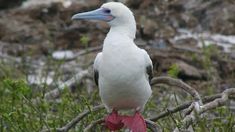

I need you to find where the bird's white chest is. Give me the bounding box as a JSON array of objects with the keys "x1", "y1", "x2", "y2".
[
  {"x1": 100, "y1": 44, "x2": 144, "y2": 84},
  {"x1": 98, "y1": 38, "x2": 151, "y2": 111}
]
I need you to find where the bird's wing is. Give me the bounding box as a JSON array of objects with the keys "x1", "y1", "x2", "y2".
[
  {"x1": 94, "y1": 52, "x2": 102, "y2": 86},
  {"x1": 141, "y1": 49, "x2": 153, "y2": 83}
]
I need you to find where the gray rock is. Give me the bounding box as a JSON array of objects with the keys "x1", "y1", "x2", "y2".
[{"x1": 176, "y1": 61, "x2": 202, "y2": 79}]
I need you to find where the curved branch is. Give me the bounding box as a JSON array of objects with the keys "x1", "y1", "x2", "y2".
[{"x1": 151, "y1": 77, "x2": 202, "y2": 105}]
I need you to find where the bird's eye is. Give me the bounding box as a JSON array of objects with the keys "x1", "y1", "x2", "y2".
[{"x1": 104, "y1": 9, "x2": 111, "y2": 14}]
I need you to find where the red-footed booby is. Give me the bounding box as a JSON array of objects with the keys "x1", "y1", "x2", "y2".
[{"x1": 72, "y1": 2, "x2": 153, "y2": 132}]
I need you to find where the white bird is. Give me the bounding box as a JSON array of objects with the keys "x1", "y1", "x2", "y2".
[{"x1": 72, "y1": 2, "x2": 153, "y2": 132}]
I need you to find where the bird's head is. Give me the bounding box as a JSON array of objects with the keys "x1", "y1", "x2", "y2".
[{"x1": 72, "y1": 2, "x2": 135, "y2": 27}]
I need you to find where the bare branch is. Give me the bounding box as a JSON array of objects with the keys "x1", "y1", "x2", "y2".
[
  {"x1": 182, "y1": 102, "x2": 196, "y2": 116},
  {"x1": 145, "y1": 119, "x2": 162, "y2": 132},
  {"x1": 174, "y1": 88, "x2": 235, "y2": 131},
  {"x1": 201, "y1": 88, "x2": 235, "y2": 113},
  {"x1": 84, "y1": 118, "x2": 104, "y2": 132},
  {"x1": 150, "y1": 92, "x2": 234, "y2": 121},
  {"x1": 151, "y1": 77, "x2": 202, "y2": 105},
  {"x1": 149, "y1": 101, "x2": 192, "y2": 121}
]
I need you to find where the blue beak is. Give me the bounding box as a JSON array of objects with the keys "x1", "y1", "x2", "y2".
[{"x1": 71, "y1": 8, "x2": 114, "y2": 22}]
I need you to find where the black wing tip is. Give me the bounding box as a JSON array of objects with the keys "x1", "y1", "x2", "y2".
[
  {"x1": 146, "y1": 65, "x2": 153, "y2": 83},
  {"x1": 94, "y1": 70, "x2": 99, "y2": 86}
]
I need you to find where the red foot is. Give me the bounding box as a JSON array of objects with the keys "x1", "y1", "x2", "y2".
[
  {"x1": 122, "y1": 112, "x2": 147, "y2": 132},
  {"x1": 105, "y1": 110, "x2": 124, "y2": 131},
  {"x1": 105, "y1": 111, "x2": 147, "y2": 132}
]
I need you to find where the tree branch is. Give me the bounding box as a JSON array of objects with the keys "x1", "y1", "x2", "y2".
[
  {"x1": 174, "y1": 88, "x2": 235, "y2": 131},
  {"x1": 145, "y1": 119, "x2": 162, "y2": 132},
  {"x1": 84, "y1": 118, "x2": 104, "y2": 132},
  {"x1": 151, "y1": 77, "x2": 202, "y2": 105},
  {"x1": 149, "y1": 93, "x2": 225, "y2": 121}
]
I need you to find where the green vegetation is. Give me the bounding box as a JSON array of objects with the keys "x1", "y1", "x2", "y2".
[
  {"x1": 0, "y1": 82, "x2": 234, "y2": 131},
  {"x1": 80, "y1": 35, "x2": 90, "y2": 48},
  {"x1": 167, "y1": 64, "x2": 180, "y2": 78},
  {"x1": 0, "y1": 77, "x2": 106, "y2": 132}
]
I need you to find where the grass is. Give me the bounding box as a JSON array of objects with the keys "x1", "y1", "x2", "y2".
[{"x1": 0, "y1": 77, "x2": 105, "y2": 132}]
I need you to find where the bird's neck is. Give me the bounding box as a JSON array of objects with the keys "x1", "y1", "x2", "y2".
[{"x1": 108, "y1": 20, "x2": 136, "y2": 39}]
